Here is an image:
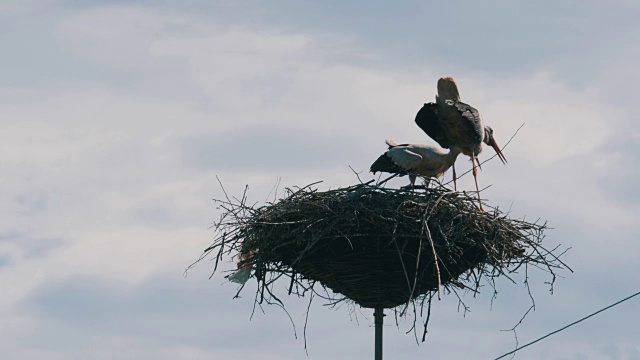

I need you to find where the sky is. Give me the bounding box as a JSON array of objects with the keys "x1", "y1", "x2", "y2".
[{"x1": 1, "y1": 1, "x2": 639, "y2": 359}]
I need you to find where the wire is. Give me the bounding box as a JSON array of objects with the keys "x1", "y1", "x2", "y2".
[{"x1": 494, "y1": 290, "x2": 640, "y2": 360}]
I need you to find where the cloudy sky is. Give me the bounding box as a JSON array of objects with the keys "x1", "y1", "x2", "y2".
[{"x1": 1, "y1": 1, "x2": 639, "y2": 359}]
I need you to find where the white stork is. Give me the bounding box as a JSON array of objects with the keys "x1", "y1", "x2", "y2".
[
  {"x1": 415, "y1": 77, "x2": 506, "y2": 209},
  {"x1": 370, "y1": 140, "x2": 462, "y2": 187}
]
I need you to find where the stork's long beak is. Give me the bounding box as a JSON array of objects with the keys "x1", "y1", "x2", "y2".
[{"x1": 487, "y1": 135, "x2": 507, "y2": 164}]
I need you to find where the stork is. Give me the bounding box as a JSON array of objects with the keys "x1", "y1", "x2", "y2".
[
  {"x1": 370, "y1": 140, "x2": 462, "y2": 188},
  {"x1": 415, "y1": 77, "x2": 507, "y2": 209}
]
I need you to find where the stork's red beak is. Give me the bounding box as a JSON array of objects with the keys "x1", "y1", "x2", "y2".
[{"x1": 488, "y1": 135, "x2": 507, "y2": 164}]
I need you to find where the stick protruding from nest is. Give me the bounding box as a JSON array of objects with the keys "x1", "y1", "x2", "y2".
[{"x1": 200, "y1": 181, "x2": 569, "y2": 313}]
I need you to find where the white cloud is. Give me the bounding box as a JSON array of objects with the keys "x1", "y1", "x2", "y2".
[
  {"x1": 445, "y1": 73, "x2": 618, "y2": 167},
  {"x1": 0, "y1": 2, "x2": 638, "y2": 359}
]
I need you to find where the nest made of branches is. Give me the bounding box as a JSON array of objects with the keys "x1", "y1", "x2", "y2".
[{"x1": 200, "y1": 181, "x2": 569, "y2": 311}]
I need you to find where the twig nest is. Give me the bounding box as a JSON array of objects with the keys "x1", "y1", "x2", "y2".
[{"x1": 205, "y1": 183, "x2": 563, "y2": 310}]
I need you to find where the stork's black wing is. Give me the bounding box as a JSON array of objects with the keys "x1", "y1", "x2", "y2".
[
  {"x1": 414, "y1": 102, "x2": 450, "y2": 148},
  {"x1": 452, "y1": 101, "x2": 484, "y2": 145},
  {"x1": 370, "y1": 153, "x2": 408, "y2": 175}
]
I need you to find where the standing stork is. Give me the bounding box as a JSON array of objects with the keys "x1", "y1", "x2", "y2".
[
  {"x1": 370, "y1": 140, "x2": 462, "y2": 188},
  {"x1": 415, "y1": 77, "x2": 507, "y2": 209}
]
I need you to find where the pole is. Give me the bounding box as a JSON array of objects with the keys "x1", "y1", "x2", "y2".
[{"x1": 374, "y1": 307, "x2": 384, "y2": 360}]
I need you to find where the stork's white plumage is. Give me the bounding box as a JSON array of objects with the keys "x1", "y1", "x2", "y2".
[{"x1": 370, "y1": 140, "x2": 462, "y2": 187}]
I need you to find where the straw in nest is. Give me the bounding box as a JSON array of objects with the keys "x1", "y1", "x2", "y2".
[{"x1": 198, "y1": 181, "x2": 569, "y2": 311}]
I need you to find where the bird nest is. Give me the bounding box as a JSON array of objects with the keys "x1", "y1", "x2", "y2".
[{"x1": 198, "y1": 180, "x2": 569, "y2": 314}]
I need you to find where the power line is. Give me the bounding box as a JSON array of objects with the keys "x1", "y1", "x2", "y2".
[{"x1": 494, "y1": 290, "x2": 640, "y2": 360}]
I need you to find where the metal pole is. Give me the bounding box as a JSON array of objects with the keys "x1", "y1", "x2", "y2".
[{"x1": 374, "y1": 307, "x2": 384, "y2": 360}]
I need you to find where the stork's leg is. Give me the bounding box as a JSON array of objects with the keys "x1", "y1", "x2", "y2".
[
  {"x1": 471, "y1": 154, "x2": 484, "y2": 211},
  {"x1": 475, "y1": 156, "x2": 482, "y2": 171},
  {"x1": 409, "y1": 174, "x2": 416, "y2": 191},
  {"x1": 452, "y1": 163, "x2": 457, "y2": 191}
]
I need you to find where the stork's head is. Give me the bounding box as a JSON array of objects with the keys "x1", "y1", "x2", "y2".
[
  {"x1": 436, "y1": 77, "x2": 461, "y2": 102},
  {"x1": 483, "y1": 126, "x2": 507, "y2": 164}
]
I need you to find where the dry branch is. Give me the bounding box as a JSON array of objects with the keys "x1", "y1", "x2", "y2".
[{"x1": 197, "y1": 181, "x2": 569, "y2": 316}]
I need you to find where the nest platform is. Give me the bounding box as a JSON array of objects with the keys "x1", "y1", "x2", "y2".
[{"x1": 202, "y1": 182, "x2": 566, "y2": 310}]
